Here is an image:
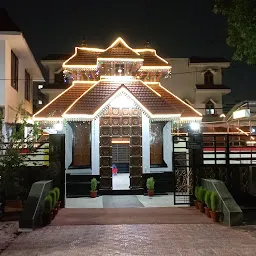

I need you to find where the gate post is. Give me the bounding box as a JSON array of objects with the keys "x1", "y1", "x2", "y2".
[
  {"x1": 49, "y1": 134, "x2": 65, "y2": 208},
  {"x1": 188, "y1": 133, "x2": 203, "y2": 198}
]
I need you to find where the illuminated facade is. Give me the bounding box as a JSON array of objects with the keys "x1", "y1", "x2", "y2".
[{"x1": 34, "y1": 37, "x2": 202, "y2": 191}]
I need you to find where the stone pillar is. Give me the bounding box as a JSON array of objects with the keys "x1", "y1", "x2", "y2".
[
  {"x1": 91, "y1": 118, "x2": 100, "y2": 175},
  {"x1": 142, "y1": 113, "x2": 150, "y2": 173}
]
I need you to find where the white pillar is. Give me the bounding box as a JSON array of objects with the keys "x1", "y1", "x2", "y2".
[
  {"x1": 65, "y1": 123, "x2": 73, "y2": 169},
  {"x1": 163, "y1": 121, "x2": 173, "y2": 171},
  {"x1": 91, "y1": 118, "x2": 100, "y2": 175},
  {"x1": 142, "y1": 113, "x2": 150, "y2": 173}
]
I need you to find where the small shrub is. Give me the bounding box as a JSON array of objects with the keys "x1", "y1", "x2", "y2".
[
  {"x1": 44, "y1": 195, "x2": 52, "y2": 214},
  {"x1": 53, "y1": 187, "x2": 60, "y2": 202},
  {"x1": 49, "y1": 190, "x2": 56, "y2": 209},
  {"x1": 198, "y1": 187, "x2": 207, "y2": 203},
  {"x1": 146, "y1": 177, "x2": 155, "y2": 190},
  {"x1": 195, "y1": 186, "x2": 200, "y2": 200},
  {"x1": 205, "y1": 190, "x2": 212, "y2": 209},
  {"x1": 91, "y1": 178, "x2": 97, "y2": 192},
  {"x1": 211, "y1": 192, "x2": 219, "y2": 212}
]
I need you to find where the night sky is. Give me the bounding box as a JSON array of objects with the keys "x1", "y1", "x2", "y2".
[{"x1": 1, "y1": 0, "x2": 256, "y2": 108}]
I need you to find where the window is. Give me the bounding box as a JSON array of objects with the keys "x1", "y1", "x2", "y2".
[
  {"x1": 11, "y1": 51, "x2": 18, "y2": 90},
  {"x1": 204, "y1": 70, "x2": 213, "y2": 84},
  {"x1": 38, "y1": 100, "x2": 43, "y2": 105},
  {"x1": 205, "y1": 100, "x2": 215, "y2": 115},
  {"x1": 25, "y1": 70, "x2": 30, "y2": 101},
  {"x1": 115, "y1": 64, "x2": 125, "y2": 76}
]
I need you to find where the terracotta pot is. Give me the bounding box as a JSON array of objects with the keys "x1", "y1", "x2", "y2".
[
  {"x1": 51, "y1": 210, "x2": 55, "y2": 220},
  {"x1": 148, "y1": 190, "x2": 154, "y2": 197},
  {"x1": 210, "y1": 211, "x2": 218, "y2": 222},
  {"x1": 194, "y1": 200, "x2": 199, "y2": 209},
  {"x1": 56, "y1": 201, "x2": 61, "y2": 210},
  {"x1": 90, "y1": 191, "x2": 97, "y2": 198},
  {"x1": 204, "y1": 207, "x2": 211, "y2": 218},
  {"x1": 198, "y1": 202, "x2": 205, "y2": 213}
]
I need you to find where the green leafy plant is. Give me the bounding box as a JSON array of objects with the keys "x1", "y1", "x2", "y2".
[
  {"x1": 205, "y1": 190, "x2": 212, "y2": 209},
  {"x1": 195, "y1": 186, "x2": 200, "y2": 200},
  {"x1": 43, "y1": 195, "x2": 52, "y2": 214},
  {"x1": 91, "y1": 178, "x2": 97, "y2": 192},
  {"x1": 0, "y1": 104, "x2": 43, "y2": 200},
  {"x1": 146, "y1": 177, "x2": 155, "y2": 190},
  {"x1": 211, "y1": 192, "x2": 219, "y2": 212},
  {"x1": 53, "y1": 187, "x2": 60, "y2": 202},
  {"x1": 198, "y1": 187, "x2": 207, "y2": 203},
  {"x1": 49, "y1": 190, "x2": 56, "y2": 209}
]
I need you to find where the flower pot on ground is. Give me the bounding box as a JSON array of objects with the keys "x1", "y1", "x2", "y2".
[
  {"x1": 209, "y1": 192, "x2": 219, "y2": 222},
  {"x1": 42, "y1": 195, "x2": 52, "y2": 226},
  {"x1": 90, "y1": 178, "x2": 98, "y2": 198},
  {"x1": 194, "y1": 186, "x2": 200, "y2": 209},
  {"x1": 197, "y1": 187, "x2": 207, "y2": 213},
  {"x1": 204, "y1": 190, "x2": 212, "y2": 218},
  {"x1": 146, "y1": 177, "x2": 155, "y2": 196}
]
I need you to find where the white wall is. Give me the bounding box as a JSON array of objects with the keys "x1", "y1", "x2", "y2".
[
  {"x1": 163, "y1": 122, "x2": 172, "y2": 171},
  {"x1": 91, "y1": 118, "x2": 100, "y2": 175},
  {"x1": 0, "y1": 41, "x2": 6, "y2": 106},
  {"x1": 142, "y1": 113, "x2": 150, "y2": 173},
  {"x1": 4, "y1": 41, "x2": 33, "y2": 123},
  {"x1": 161, "y1": 58, "x2": 226, "y2": 115}
]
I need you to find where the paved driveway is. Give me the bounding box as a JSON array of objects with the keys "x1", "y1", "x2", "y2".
[{"x1": 2, "y1": 224, "x2": 256, "y2": 256}]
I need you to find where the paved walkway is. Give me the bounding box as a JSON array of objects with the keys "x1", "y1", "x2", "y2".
[
  {"x1": 2, "y1": 224, "x2": 256, "y2": 255},
  {"x1": 50, "y1": 207, "x2": 212, "y2": 225},
  {"x1": 65, "y1": 194, "x2": 184, "y2": 208}
]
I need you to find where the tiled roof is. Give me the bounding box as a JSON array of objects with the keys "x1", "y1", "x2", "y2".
[
  {"x1": 35, "y1": 83, "x2": 93, "y2": 118},
  {"x1": 99, "y1": 39, "x2": 140, "y2": 59},
  {"x1": 190, "y1": 56, "x2": 229, "y2": 63},
  {"x1": 148, "y1": 83, "x2": 201, "y2": 118},
  {"x1": 137, "y1": 51, "x2": 168, "y2": 66},
  {"x1": 66, "y1": 81, "x2": 178, "y2": 115},
  {"x1": 196, "y1": 84, "x2": 230, "y2": 90},
  {"x1": 34, "y1": 79, "x2": 201, "y2": 118},
  {"x1": 64, "y1": 49, "x2": 100, "y2": 66},
  {"x1": 0, "y1": 9, "x2": 20, "y2": 32}
]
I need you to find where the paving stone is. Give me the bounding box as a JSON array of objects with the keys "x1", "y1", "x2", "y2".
[{"x1": 1, "y1": 224, "x2": 256, "y2": 255}]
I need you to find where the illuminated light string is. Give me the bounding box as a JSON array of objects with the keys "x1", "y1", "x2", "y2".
[{"x1": 63, "y1": 37, "x2": 171, "y2": 70}]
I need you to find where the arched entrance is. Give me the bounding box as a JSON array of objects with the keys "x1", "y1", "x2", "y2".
[{"x1": 99, "y1": 106, "x2": 142, "y2": 191}]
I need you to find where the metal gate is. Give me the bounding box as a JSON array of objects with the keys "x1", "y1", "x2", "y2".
[
  {"x1": 173, "y1": 133, "x2": 256, "y2": 205},
  {"x1": 173, "y1": 135, "x2": 194, "y2": 205}
]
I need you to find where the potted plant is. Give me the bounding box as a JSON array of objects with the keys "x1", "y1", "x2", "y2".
[
  {"x1": 194, "y1": 186, "x2": 200, "y2": 209},
  {"x1": 53, "y1": 187, "x2": 61, "y2": 209},
  {"x1": 49, "y1": 190, "x2": 57, "y2": 218},
  {"x1": 146, "y1": 177, "x2": 155, "y2": 196},
  {"x1": 210, "y1": 192, "x2": 219, "y2": 222},
  {"x1": 204, "y1": 190, "x2": 212, "y2": 218},
  {"x1": 42, "y1": 195, "x2": 52, "y2": 226},
  {"x1": 90, "y1": 178, "x2": 98, "y2": 198},
  {"x1": 197, "y1": 186, "x2": 206, "y2": 213}
]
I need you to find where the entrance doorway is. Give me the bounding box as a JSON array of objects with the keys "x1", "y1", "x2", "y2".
[{"x1": 112, "y1": 140, "x2": 130, "y2": 190}]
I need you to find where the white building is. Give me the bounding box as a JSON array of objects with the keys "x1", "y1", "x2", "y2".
[
  {"x1": 161, "y1": 57, "x2": 231, "y2": 120},
  {"x1": 0, "y1": 9, "x2": 44, "y2": 127}
]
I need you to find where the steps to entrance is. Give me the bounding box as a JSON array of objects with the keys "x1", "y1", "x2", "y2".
[
  {"x1": 99, "y1": 188, "x2": 144, "y2": 195},
  {"x1": 50, "y1": 207, "x2": 212, "y2": 226}
]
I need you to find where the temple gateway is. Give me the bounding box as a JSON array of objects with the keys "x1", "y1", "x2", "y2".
[{"x1": 34, "y1": 37, "x2": 202, "y2": 192}]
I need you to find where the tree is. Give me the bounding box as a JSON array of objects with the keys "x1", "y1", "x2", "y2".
[
  {"x1": 214, "y1": 0, "x2": 256, "y2": 64},
  {"x1": 0, "y1": 104, "x2": 42, "y2": 200}
]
